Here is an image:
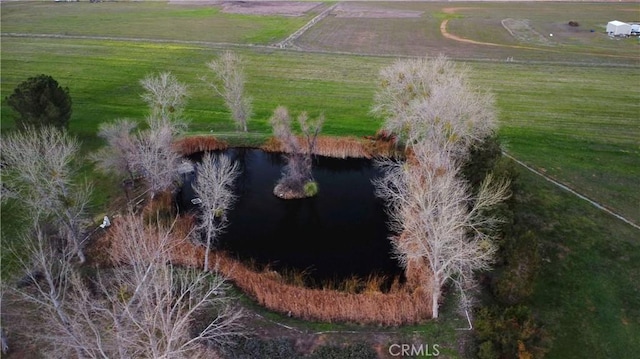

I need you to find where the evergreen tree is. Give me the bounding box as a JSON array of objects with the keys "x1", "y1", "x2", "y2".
[{"x1": 6, "y1": 74, "x2": 72, "y2": 129}]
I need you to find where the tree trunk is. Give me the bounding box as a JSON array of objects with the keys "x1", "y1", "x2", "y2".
[
  {"x1": 204, "y1": 233, "x2": 212, "y2": 272},
  {"x1": 1, "y1": 327, "x2": 9, "y2": 355},
  {"x1": 62, "y1": 210, "x2": 86, "y2": 264},
  {"x1": 431, "y1": 287, "x2": 440, "y2": 319},
  {"x1": 431, "y1": 276, "x2": 441, "y2": 319}
]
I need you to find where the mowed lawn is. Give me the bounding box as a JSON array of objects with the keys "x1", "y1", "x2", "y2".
[{"x1": 1, "y1": 2, "x2": 639, "y2": 358}]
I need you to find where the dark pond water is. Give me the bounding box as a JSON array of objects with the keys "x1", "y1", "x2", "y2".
[{"x1": 178, "y1": 148, "x2": 401, "y2": 283}]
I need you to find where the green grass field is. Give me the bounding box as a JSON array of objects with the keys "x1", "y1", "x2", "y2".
[
  {"x1": 1, "y1": 2, "x2": 639, "y2": 358},
  {"x1": 0, "y1": 1, "x2": 313, "y2": 44}
]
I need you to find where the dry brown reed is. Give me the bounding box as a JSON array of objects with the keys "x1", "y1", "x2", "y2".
[
  {"x1": 173, "y1": 135, "x2": 229, "y2": 156},
  {"x1": 206, "y1": 251, "x2": 432, "y2": 326},
  {"x1": 261, "y1": 135, "x2": 398, "y2": 159},
  {"x1": 95, "y1": 214, "x2": 432, "y2": 325},
  {"x1": 141, "y1": 191, "x2": 175, "y2": 225},
  {"x1": 93, "y1": 150, "x2": 434, "y2": 327},
  {"x1": 96, "y1": 213, "x2": 200, "y2": 268}
]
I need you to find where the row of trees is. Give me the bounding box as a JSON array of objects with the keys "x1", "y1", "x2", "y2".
[
  {"x1": 372, "y1": 55, "x2": 511, "y2": 319},
  {"x1": 5, "y1": 52, "x2": 318, "y2": 203}
]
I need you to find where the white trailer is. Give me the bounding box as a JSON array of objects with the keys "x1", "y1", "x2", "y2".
[{"x1": 606, "y1": 20, "x2": 632, "y2": 36}]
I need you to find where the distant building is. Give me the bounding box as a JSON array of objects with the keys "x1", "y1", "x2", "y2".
[{"x1": 606, "y1": 20, "x2": 632, "y2": 36}]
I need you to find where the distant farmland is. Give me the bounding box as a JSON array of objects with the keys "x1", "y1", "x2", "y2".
[{"x1": 296, "y1": 2, "x2": 638, "y2": 64}]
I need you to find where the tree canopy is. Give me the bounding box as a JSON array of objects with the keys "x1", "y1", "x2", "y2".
[{"x1": 6, "y1": 74, "x2": 72, "y2": 130}]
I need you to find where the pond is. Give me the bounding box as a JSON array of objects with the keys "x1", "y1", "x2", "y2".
[{"x1": 179, "y1": 148, "x2": 402, "y2": 283}]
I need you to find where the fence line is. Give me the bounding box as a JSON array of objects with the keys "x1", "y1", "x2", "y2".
[{"x1": 503, "y1": 152, "x2": 639, "y2": 230}]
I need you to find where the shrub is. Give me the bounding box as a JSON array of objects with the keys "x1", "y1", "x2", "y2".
[
  {"x1": 306, "y1": 341, "x2": 377, "y2": 359},
  {"x1": 477, "y1": 340, "x2": 499, "y2": 359},
  {"x1": 141, "y1": 191, "x2": 176, "y2": 226},
  {"x1": 492, "y1": 231, "x2": 540, "y2": 305},
  {"x1": 461, "y1": 135, "x2": 503, "y2": 190},
  {"x1": 475, "y1": 305, "x2": 552, "y2": 359},
  {"x1": 211, "y1": 251, "x2": 431, "y2": 325},
  {"x1": 489, "y1": 157, "x2": 541, "y2": 305},
  {"x1": 6, "y1": 74, "x2": 72, "y2": 129},
  {"x1": 220, "y1": 338, "x2": 377, "y2": 359},
  {"x1": 221, "y1": 337, "x2": 298, "y2": 359},
  {"x1": 303, "y1": 181, "x2": 319, "y2": 197}
]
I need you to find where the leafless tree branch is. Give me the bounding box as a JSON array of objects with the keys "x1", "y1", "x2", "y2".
[
  {"x1": 375, "y1": 141, "x2": 509, "y2": 318},
  {"x1": 1, "y1": 126, "x2": 92, "y2": 263},
  {"x1": 268, "y1": 106, "x2": 324, "y2": 198},
  {"x1": 204, "y1": 51, "x2": 252, "y2": 132},
  {"x1": 192, "y1": 153, "x2": 240, "y2": 271},
  {"x1": 7, "y1": 212, "x2": 243, "y2": 358},
  {"x1": 132, "y1": 121, "x2": 181, "y2": 200},
  {"x1": 372, "y1": 55, "x2": 508, "y2": 318},
  {"x1": 140, "y1": 71, "x2": 189, "y2": 126},
  {"x1": 372, "y1": 55, "x2": 496, "y2": 160},
  {"x1": 91, "y1": 119, "x2": 138, "y2": 181}
]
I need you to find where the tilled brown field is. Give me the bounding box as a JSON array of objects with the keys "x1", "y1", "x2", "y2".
[
  {"x1": 221, "y1": 1, "x2": 323, "y2": 16},
  {"x1": 333, "y1": 2, "x2": 424, "y2": 18},
  {"x1": 169, "y1": 0, "x2": 323, "y2": 16}
]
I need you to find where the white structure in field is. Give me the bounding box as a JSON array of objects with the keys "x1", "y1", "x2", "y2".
[{"x1": 606, "y1": 20, "x2": 631, "y2": 36}]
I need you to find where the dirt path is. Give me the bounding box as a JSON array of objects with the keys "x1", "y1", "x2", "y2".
[
  {"x1": 439, "y1": 7, "x2": 505, "y2": 47},
  {"x1": 440, "y1": 18, "x2": 506, "y2": 47},
  {"x1": 275, "y1": 3, "x2": 337, "y2": 49}
]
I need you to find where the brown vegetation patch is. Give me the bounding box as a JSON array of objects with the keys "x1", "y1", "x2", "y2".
[
  {"x1": 173, "y1": 135, "x2": 228, "y2": 155},
  {"x1": 262, "y1": 135, "x2": 397, "y2": 159},
  {"x1": 333, "y1": 3, "x2": 423, "y2": 19},
  {"x1": 93, "y1": 203, "x2": 431, "y2": 325},
  {"x1": 219, "y1": 1, "x2": 322, "y2": 17},
  {"x1": 209, "y1": 250, "x2": 432, "y2": 326}
]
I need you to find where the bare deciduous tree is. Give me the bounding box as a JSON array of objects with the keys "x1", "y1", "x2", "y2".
[
  {"x1": 132, "y1": 121, "x2": 181, "y2": 200},
  {"x1": 205, "y1": 51, "x2": 252, "y2": 132},
  {"x1": 8, "y1": 221, "x2": 98, "y2": 358},
  {"x1": 7, "y1": 212, "x2": 243, "y2": 358},
  {"x1": 91, "y1": 119, "x2": 138, "y2": 181},
  {"x1": 192, "y1": 153, "x2": 239, "y2": 271},
  {"x1": 372, "y1": 55, "x2": 509, "y2": 319},
  {"x1": 1, "y1": 126, "x2": 92, "y2": 263},
  {"x1": 375, "y1": 140, "x2": 510, "y2": 319},
  {"x1": 95, "y1": 71, "x2": 188, "y2": 201},
  {"x1": 269, "y1": 106, "x2": 323, "y2": 199},
  {"x1": 372, "y1": 55, "x2": 496, "y2": 159},
  {"x1": 140, "y1": 71, "x2": 189, "y2": 124}
]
